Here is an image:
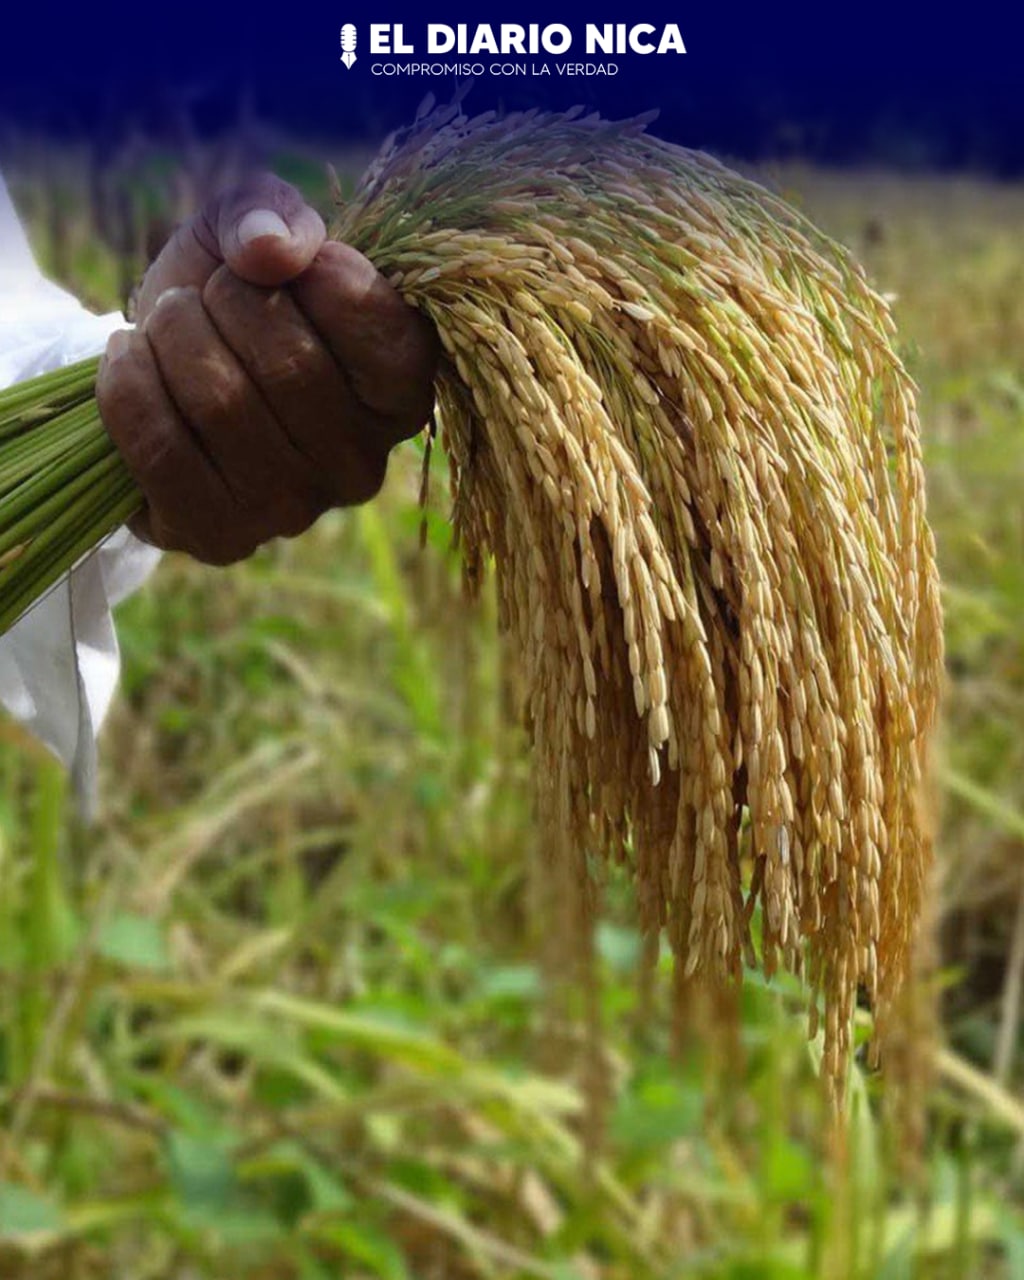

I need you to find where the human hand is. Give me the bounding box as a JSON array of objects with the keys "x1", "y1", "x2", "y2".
[{"x1": 95, "y1": 173, "x2": 438, "y2": 564}]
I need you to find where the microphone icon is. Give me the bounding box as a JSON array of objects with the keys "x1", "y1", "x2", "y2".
[{"x1": 340, "y1": 24, "x2": 357, "y2": 68}]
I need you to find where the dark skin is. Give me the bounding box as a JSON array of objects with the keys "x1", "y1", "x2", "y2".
[{"x1": 95, "y1": 174, "x2": 439, "y2": 565}]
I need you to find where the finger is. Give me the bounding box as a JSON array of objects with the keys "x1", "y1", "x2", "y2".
[
  {"x1": 201, "y1": 266, "x2": 389, "y2": 504},
  {"x1": 137, "y1": 173, "x2": 326, "y2": 319},
  {"x1": 215, "y1": 175, "x2": 326, "y2": 285},
  {"x1": 142, "y1": 286, "x2": 325, "y2": 529},
  {"x1": 288, "y1": 241, "x2": 438, "y2": 438},
  {"x1": 96, "y1": 329, "x2": 243, "y2": 561}
]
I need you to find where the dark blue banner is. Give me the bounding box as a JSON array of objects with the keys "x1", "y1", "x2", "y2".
[{"x1": 1, "y1": 2, "x2": 1022, "y2": 170}]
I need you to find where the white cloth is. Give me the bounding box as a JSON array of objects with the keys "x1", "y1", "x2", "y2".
[{"x1": 0, "y1": 174, "x2": 161, "y2": 811}]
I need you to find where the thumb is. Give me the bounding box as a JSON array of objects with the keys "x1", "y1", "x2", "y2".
[{"x1": 136, "y1": 173, "x2": 326, "y2": 319}]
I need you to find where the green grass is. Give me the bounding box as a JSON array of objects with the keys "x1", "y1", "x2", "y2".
[{"x1": 0, "y1": 150, "x2": 1022, "y2": 1277}]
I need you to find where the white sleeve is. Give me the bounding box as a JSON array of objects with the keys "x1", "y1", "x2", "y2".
[{"x1": 0, "y1": 174, "x2": 161, "y2": 813}]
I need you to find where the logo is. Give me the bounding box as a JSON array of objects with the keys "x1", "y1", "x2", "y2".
[{"x1": 340, "y1": 24, "x2": 357, "y2": 68}]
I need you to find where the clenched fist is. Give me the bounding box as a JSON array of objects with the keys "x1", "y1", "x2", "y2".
[{"x1": 95, "y1": 174, "x2": 438, "y2": 565}]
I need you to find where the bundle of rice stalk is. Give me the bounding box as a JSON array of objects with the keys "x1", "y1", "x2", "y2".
[{"x1": 0, "y1": 103, "x2": 943, "y2": 1105}]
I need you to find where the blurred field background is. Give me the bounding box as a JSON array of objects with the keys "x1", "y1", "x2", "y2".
[{"x1": 0, "y1": 131, "x2": 1022, "y2": 1278}]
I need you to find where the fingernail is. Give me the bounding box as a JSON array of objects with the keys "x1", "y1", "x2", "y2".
[
  {"x1": 237, "y1": 209, "x2": 291, "y2": 246},
  {"x1": 104, "y1": 329, "x2": 132, "y2": 364},
  {"x1": 154, "y1": 286, "x2": 186, "y2": 309}
]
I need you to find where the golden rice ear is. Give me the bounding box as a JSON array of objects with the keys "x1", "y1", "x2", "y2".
[{"x1": 333, "y1": 106, "x2": 944, "y2": 1112}]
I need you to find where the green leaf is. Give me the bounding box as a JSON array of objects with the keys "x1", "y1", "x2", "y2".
[
  {"x1": 319, "y1": 1218, "x2": 410, "y2": 1280},
  {"x1": 724, "y1": 1260, "x2": 808, "y2": 1280},
  {"x1": 0, "y1": 1183, "x2": 64, "y2": 1239},
  {"x1": 164, "y1": 1013, "x2": 350, "y2": 1106},
  {"x1": 187, "y1": 1206, "x2": 285, "y2": 1246},
  {"x1": 165, "y1": 1130, "x2": 235, "y2": 1213},
  {"x1": 240, "y1": 1140, "x2": 354, "y2": 1219},
  {"x1": 611, "y1": 1069, "x2": 703, "y2": 1153},
  {"x1": 478, "y1": 965, "x2": 542, "y2": 1002},
  {"x1": 96, "y1": 912, "x2": 171, "y2": 972},
  {"x1": 998, "y1": 1206, "x2": 1024, "y2": 1279},
  {"x1": 304, "y1": 1160, "x2": 355, "y2": 1216},
  {"x1": 128, "y1": 1077, "x2": 219, "y2": 1133},
  {"x1": 763, "y1": 1137, "x2": 813, "y2": 1201}
]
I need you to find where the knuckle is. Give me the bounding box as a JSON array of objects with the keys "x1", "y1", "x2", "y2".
[
  {"x1": 143, "y1": 514, "x2": 188, "y2": 555},
  {"x1": 201, "y1": 262, "x2": 243, "y2": 312},
  {"x1": 372, "y1": 313, "x2": 439, "y2": 427},
  {"x1": 97, "y1": 354, "x2": 176, "y2": 483},
  {"x1": 198, "y1": 362, "x2": 247, "y2": 427},
  {"x1": 395, "y1": 304, "x2": 437, "y2": 356},
  {"x1": 203, "y1": 273, "x2": 323, "y2": 392},
  {"x1": 97, "y1": 353, "x2": 145, "y2": 424},
  {"x1": 261, "y1": 331, "x2": 324, "y2": 393},
  {"x1": 250, "y1": 170, "x2": 298, "y2": 205},
  {"x1": 149, "y1": 283, "x2": 200, "y2": 324},
  {"x1": 190, "y1": 208, "x2": 222, "y2": 260},
  {"x1": 124, "y1": 429, "x2": 176, "y2": 488}
]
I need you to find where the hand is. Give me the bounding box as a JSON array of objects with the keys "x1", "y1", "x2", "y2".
[{"x1": 95, "y1": 174, "x2": 438, "y2": 565}]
